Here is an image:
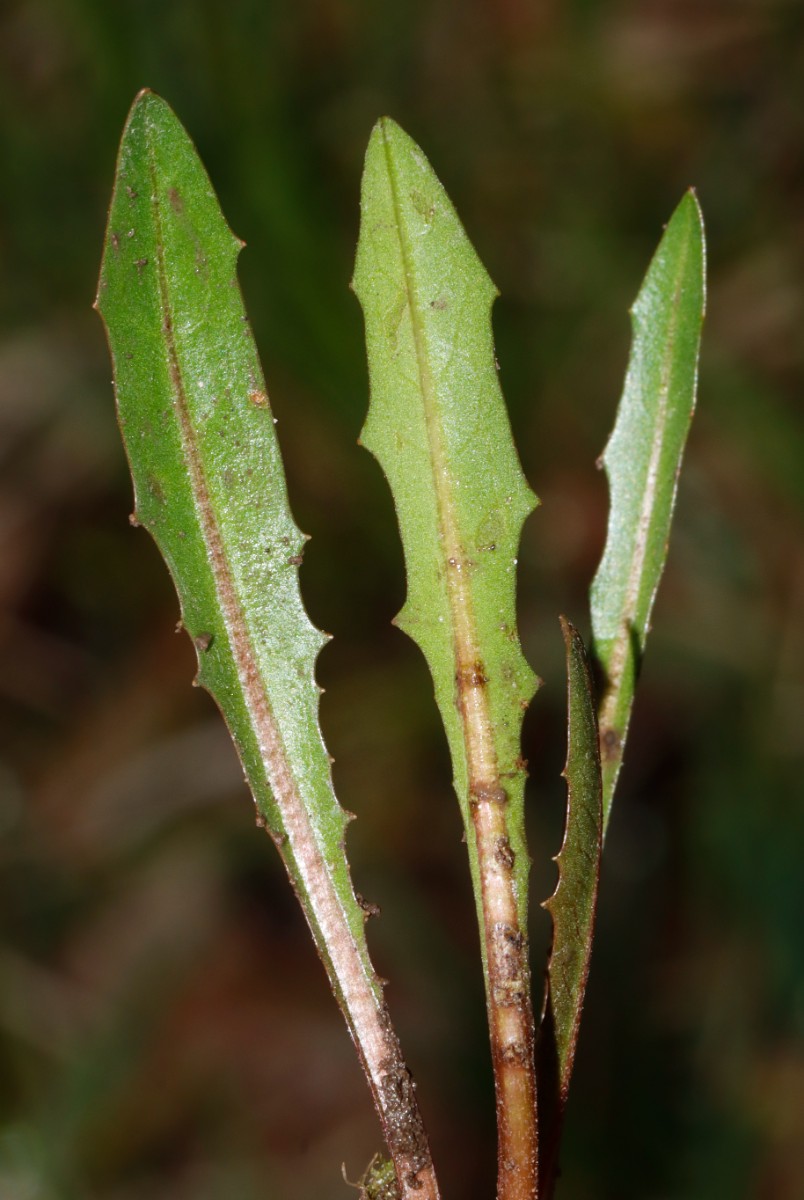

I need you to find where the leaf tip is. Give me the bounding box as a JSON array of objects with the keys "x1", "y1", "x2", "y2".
[
  {"x1": 368, "y1": 114, "x2": 425, "y2": 177},
  {"x1": 674, "y1": 186, "x2": 704, "y2": 234},
  {"x1": 558, "y1": 613, "x2": 576, "y2": 651},
  {"x1": 364, "y1": 114, "x2": 396, "y2": 161},
  {"x1": 122, "y1": 88, "x2": 186, "y2": 152},
  {"x1": 123, "y1": 87, "x2": 158, "y2": 133},
  {"x1": 682, "y1": 187, "x2": 707, "y2": 315},
  {"x1": 374, "y1": 113, "x2": 404, "y2": 143},
  {"x1": 129, "y1": 86, "x2": 167, "y2": 116}
]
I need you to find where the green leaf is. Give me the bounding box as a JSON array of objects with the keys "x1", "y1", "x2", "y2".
[
  {"x1": 353, "y1": 118, "x2": 539, "y2": 1193},
  {"x1": 590, "y1": 192, "x2": 706, "y2": 829},
  {"x1": 539, "y1": 618, "x2": 602, "y2": 1191},
  {"x1": 353, "y1": 114, "x2": 538, "y2": 965},
  {"x1": 95, "y1": 92, "x2": 438, "y2": 1200}
]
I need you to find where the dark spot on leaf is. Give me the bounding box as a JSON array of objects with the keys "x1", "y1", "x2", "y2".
[
  {"x1": 135, "y1": 257, "x2": 148, "y2": 274},
  {"x1": 457, "y1": 661, "x2": 488, "y2": 689},
  {"x1": 409, "y1": 188, "x2": 435, "y2": 222},
  {"x1": 194, "y1": 632, "x2": 213, "y2": 652},
  {"x1": 500, "y1": 1041, "x2": 530, "y2": 1066},
  {"x1": 476, "y1": 506, "x2": 505, "y2": 552},
  {"x1": 147, "y1": 474, "x2": 165, "y2": 503},
  {"x1": 495, "y1": 836, "x2": 515, "y2": 870},
  {"x1": 111, "y1": 232, "x2": 121, "y2": 253},
  {"x1": 600, "y1": 727, "x2": 621, "y2": 760},
  {"x1": 249, "y1": 390, "x2": 269, "y2": 408},
  {"x1": 288, "y1": 554, "x2": 304, "y2": 566},
  {"x1": 385, "y1": 289, "x2": 407, "y2": 346},
  {"x1": 470, "y1": 782, "x2": 508, "y2": 807},
  {"x1": 168, "y1": 187, "x2": 184, "y2": 213}
]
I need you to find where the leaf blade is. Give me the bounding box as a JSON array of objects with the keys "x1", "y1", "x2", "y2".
[
  {"x1": 538, "y1": 619, "x2": 602, "y2": 1196},
  {"x1": 96, "y1": 87, "x2": 358, "y2": 970},
  {"x1": 590, "y1": 192, "x2": 706, "y2": 828},
  {"x1": 353, "y1": 118, "x2": 539, "y2": 1198},
  {"x1": 543, "y1": 619, "x2": 602, "y2": 1097},
  {"x1": 96, "y1": 92, "x2": 438, "y2": 1200},
  {"x1": 353, "y1": 115, "x2": 538, "y2": 962}
]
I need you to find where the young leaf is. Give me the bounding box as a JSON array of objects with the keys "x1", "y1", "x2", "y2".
[
  {"x1": 539, "y1": 618, "x2": 602, "y2": 1196},
  {"x1": 353, "y1": 118, "x2": 539, "y2": 1199},
  {"x1": 95, "y1": 91, "x2": 439, "y2": 1200},
  {"x1": 591, "y1": 192, "x2": 706, "y2": 829}
]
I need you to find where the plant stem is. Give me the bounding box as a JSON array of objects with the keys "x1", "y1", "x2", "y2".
[
  {"x1": 456, "y1": 596, "x2": 539, "y2": 1200},
  {"x1": 269, "y1": 774, "x2": 440, "y2": 1200}
]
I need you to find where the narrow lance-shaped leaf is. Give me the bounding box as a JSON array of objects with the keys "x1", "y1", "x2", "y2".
[
  {"x1": 591, "y1": 192, "x2": 706, "y2": 830},
  {"x1": 353, "y1": 118, "x2": 539, "y2": 1200},
  {"x1": 538, "y1": 618, "x2": 602, "y2": 1197},
  {"x1": 95, "y1": 91, "x2": 439, "y2": 1200}
]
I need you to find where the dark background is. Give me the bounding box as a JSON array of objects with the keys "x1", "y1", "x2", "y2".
[{"x1": 1, "y1": 1, "x2": 803, "y2": 1197}]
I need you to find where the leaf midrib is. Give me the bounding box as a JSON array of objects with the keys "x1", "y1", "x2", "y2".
[
  {"x1": 379, "y1": 124, "x2": 499, "y2": 792},
  {"x1": 601, "y1": 233, "x2": 691, "y2": 694},
  {"x1": 144, "y1": 117, "x2": 382, "y2": 1015},
  {"x1": 379, "y1": 125, "x2": 539, "y2": 1200}
]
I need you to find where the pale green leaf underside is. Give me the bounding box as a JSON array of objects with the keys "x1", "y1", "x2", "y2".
[
  {"x1": 543, "y1": 619, "x2": 602, "y2": 1103},
  {"x1": 591, "y1": 191, "x2": 705, "y2": 829},
  {"x1": 96, "y1": 91, "x2": 377, "y2": 1010},
  {"x1": 353, "y1": 119, "x2": 538, "y2": 947}
]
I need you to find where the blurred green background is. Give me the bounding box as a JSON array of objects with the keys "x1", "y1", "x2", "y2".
[{"x1": 1, "y1": 1, "x2": 803, "y2": 1197}]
